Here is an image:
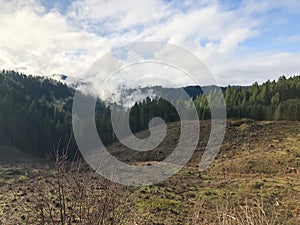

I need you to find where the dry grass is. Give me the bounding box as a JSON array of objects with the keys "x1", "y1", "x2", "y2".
[
  {"x1": 215, "y1": 198, "x2": 279, "y2": 225},
  {"x1": 2, "y1": 149, "x2": 139, "y2": 225},
  {"x1": 1, "y1": 120, "x2": 300, "y2": 224}
]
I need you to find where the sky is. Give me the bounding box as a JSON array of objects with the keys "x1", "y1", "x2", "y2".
[{"x1": 0, "y1": 0, "x2": 300, "y2": 86}]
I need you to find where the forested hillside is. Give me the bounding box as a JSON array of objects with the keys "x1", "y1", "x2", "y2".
[
  {"x1": 223, "y1": 76, "x2": 300, "y2": 120},
  {"x1": 132, "y1": 75, "x2": 300, "y2": 128},
  {"x1": 0, "y1": 70, "x2": 73, "y2": 156},
  {"x1": 0, "y1": 70, "x2": 299, "y2": 157},
  {"x1": 0, "y1": 70, "x2": 110, "y2": 157}
]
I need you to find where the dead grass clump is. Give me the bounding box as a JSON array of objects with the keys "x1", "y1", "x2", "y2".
[
  {"x1": 11, "y1": 149, "x2": 139, "y2": 225},
  {"x1": 190, "y1": 194, "x2": 282, "y2": 225}
]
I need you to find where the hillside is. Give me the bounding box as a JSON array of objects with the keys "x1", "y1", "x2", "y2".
[
  {"x1": 1, "y1": 71, "x2": 300, "y2": 159},
  {"x1": 0, "y1": 119, "x2": 299, "y2": 224},
  {"x1": 0, "y1": 70, "x2": 109, "y2": 157},
  {"x1": 0, "y1": 70, "x2": 300, "y2": 224}
]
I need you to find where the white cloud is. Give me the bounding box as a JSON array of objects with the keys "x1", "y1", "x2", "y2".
[
  {"x1": 0, "y1": 0, "x2": 44, "y2": 13},
  {"x1": 218, "y1": 52, "x2": 300, "y2": 85},
  {"x1": 0, "y1": 0, "x2": 299, "y2": 86},
  {"x1": 65, "y1": 0, "x2": 272, "y2": 85},
  {"x1": 0, "y1": 1, "x2": 109, "y2": 76},
  {"x1": 67, "y1": 0, "x2": 171, "y2": 32}
]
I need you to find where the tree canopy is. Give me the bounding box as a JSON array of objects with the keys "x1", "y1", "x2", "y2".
[{"x1": 0, "y1": 70, "x2": 299, "y2": 157}]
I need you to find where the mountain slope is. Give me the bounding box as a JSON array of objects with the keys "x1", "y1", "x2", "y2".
[{"x1": 1, "y1": 119, "x2": 299, "y2": 224}]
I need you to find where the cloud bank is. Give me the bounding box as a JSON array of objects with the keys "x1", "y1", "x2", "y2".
[{"x1": 0, "y1": 0, "x2": 300, "y2": 85}]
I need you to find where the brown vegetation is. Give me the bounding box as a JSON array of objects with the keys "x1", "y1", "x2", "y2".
[{"x1": 0, "y1": 119, "x2": 300, "y2": 224}]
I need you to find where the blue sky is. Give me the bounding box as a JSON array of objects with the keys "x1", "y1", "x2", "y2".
[
  {"x1": 41, "y1": 0, "x2": 70, "y2": 13},
  {"x1": 0, "y1": 0, "x2": 300, "y2": 85},
  {"x1": 242, "y1": 7, "x2": 300, "y2": 52}
]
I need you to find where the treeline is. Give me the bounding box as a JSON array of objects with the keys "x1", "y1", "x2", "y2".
[
  {"x1": 222, "y1": 75, "x2": 300, "y2": 120},
  {"x1": 0, "y1": 70, "x2": 300, "y2": 158},
  {"x1": 123, "y1": 75, "x2": 300, "y2": 133},
  {"x1": 0, "y1": 70, "x2": 112, "y2": 157},
  {"x1": 129, "y1": 97, "x2": 179, "y2": 133}
]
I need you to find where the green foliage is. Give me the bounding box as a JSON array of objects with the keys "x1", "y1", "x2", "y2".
[
  {"x1": 0, "y1": 70, "x2": 74, "y2": 156},
  {"x1": 194, "y1": 75, "x2": 300, "y2": 121},
  {"x1": 129, "y1": 97, "x2": 179, "y2": 133},
  {"x1": 1, "y1": 70, "x2": 300, "y2": 158},
  {"x1": 128, "y1": 75, "x2": 300, "y2": 123},
  {"x1": 0, "y1": 70, "x2": 112, "y2": 157}
]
